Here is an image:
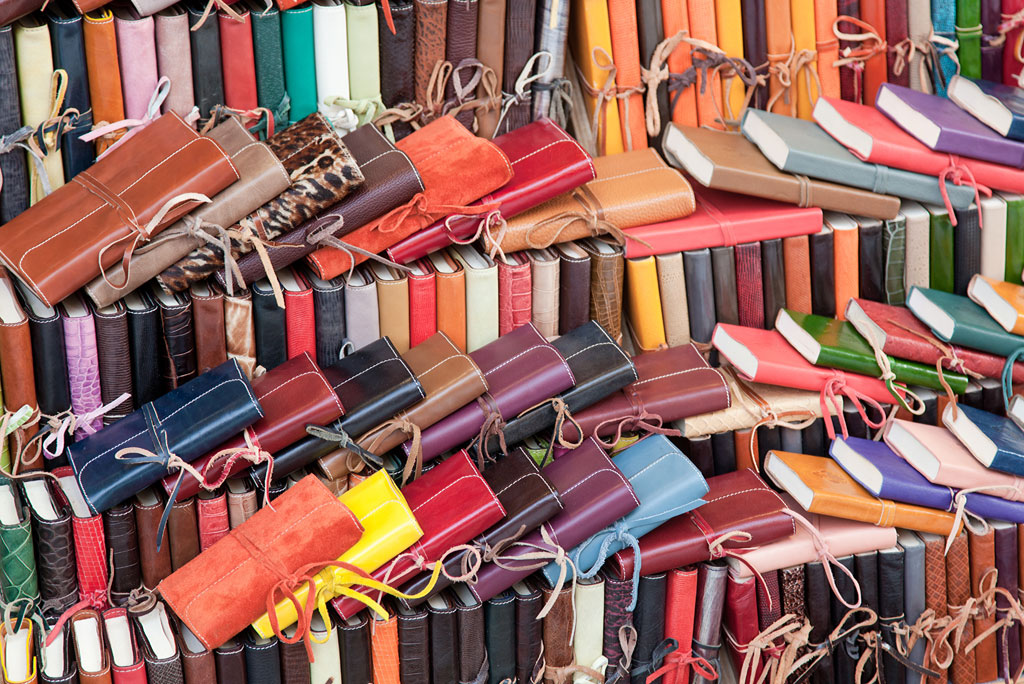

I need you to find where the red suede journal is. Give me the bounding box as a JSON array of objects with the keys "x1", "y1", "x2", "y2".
[
  {"x1": 218, "y1": 11, "x2": 259, "y2": 111},
  {"x1": 623, "y1": 186, "x2": 822, "y2": 259},
  {"x1": 285, "y1": 268, "x2": 316, "y2": 360},
  {"x1": 498, "y1": 252, "x2": 532, "y2": 336},
  {"x1": 815, "y1": 96, "x2": 1024, "y2": 193},
  {"x1": 408, "y1": 259, "x2": 438, "y2": 348}
]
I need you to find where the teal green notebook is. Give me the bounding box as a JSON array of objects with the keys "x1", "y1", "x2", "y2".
[
  {"x1": 1004, "y1": 193, "x2": 1024, "y2": 285},
  {"x1": 928, "y1": 206, "x2": 954, "y2": 293},
  {"x1": 281, "y1": 5, "x2": 317, "y2": 124}
]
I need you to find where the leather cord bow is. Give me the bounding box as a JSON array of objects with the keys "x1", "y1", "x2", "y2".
[
  {"x1": 938, "y1": 156, "x2": 992, "y2": 227},
  {"x1": 832, "y1": 16, "x2": 887, "y2": 104},
  {"x1": 82, "y1": 78, "x2": 172, "y2": 160},
  {"x1": 855, "y1": 320, "x2": 926, "y2": 415},
  {"x1": 819, "y1": 373, "x2": 887, "y2": 441},
  {"x1": 495, "y1": 51, "x2": 554, "y2": 136},
  {"x1": 365, "y1": 417, "x2": 422, "y2": 485},
  {"x1": 305, "y1": 216, "x2": 413, "y2": 282},
  {"x1": 200, "y1": 428, "x2": 275, "y2": 509},
  {"x1": 39, "y1": 394, "x2": 130, "y2": 460},
  {"x1": 0, "y1": 125, "x2": 51, "y2": 199},
  {"x1": 593, "y1": 410, "x2": 681, "y2": 451},
  {"x1": 604, "y1": 625, "x2": 638, "y2": 684},
  {"x1": 785, "y1": 608, "x2": 878, "y2": 684},
  {"x1": 447, "y1": 210, "x2": 508, "y2": 261},
  {"x1": 785, "y1": 508, "x2": 862, "y2": 609},
  {"x1": 574, "y1": 520, "x2": 642, "y2": 609},
  {"x1": 305, "y1": 424, "x2": 384, "y2": 470},
  {"x1": 521, "y1": 186, "x2": 651, "y2": 253},
  {"x1": 471, "y1": 395, "x2": 508, "y2": 467},
  {"x1": 490, "y1": 526, "x2": 577, "y2": 619},
  {"x1": 515, "y1": 397, "x2": 584, "y2": 466}
]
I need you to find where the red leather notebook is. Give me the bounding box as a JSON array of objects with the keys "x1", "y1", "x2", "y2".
[
  {"x1": 218, "y1": 10, "x2": 259, "y2": 111},
  {"x1": 408, "y1": 259, "x2": 438, "y2": 348},
  {"x1": 846, "y1": 298, "x2": 1024, "y2": 382},
  {"x1": 712, "y1": 322, "x2": 899, "y2": 406},
  {"x1": 197, "y1": 492, "x2": 229, "y2": 551},
  {"x1": 814, "y1": 96, "x2": 1024, "y2": 193},
  {"x1": 724, "y1": 570, "x2": 762, "y2": 681},
  {"x1": 837, "y1": 0, "x2": 860, "y2": 102},
  {"x1": 859, "y1": 0, "x2": 887, "y2": 106},
  {"x1": 735, "y1": 242, "x2": 765, "y2": 329},
  {"x1": 1005, "y1": 0, "x2": 1024, "y2": 86},
  {"x1": 608, "y1": 0, "x2": 648, "y2": 150},
  {"x1": 497, "y1": 252, "x2": 532, "y2": 336},
  {"x1": 884, "y1": 0, "x2": 910, "y2": 86},
  {"x1": 663, "y1": 568, "x2": 700, "y2": 684},
  {"x1": 282, "y1": 268, "x2": 316, "y2": 360},
  {"x1": 56, "y1": 467, "x2": 110, "y2": 610},
  {"x1": 624, "y1": 186, "x2": 822, "y2": 259}
]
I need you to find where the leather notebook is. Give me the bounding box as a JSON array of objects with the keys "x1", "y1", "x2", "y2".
[
  {"x1": 154, "y1": 7, "x2": 195, "y2": 118},
  {"x1": 496, "y1": 252, "x2": 531, "y2": 337},
  {"x1": 46, "y1": 7, "x2": 93, "y2": 182},
  {"x1": 187, "y1": 2, "x2": 225, "y2": 120},
  {"x1": 80, "y1": 11, "x2": 123, "y2": 156},
  {"x1": 0, "y1": 26, "x2": 27, "y2": 224},
  {"x1": 608, "y1": 0, "x2": 647, "y2": 151},
  {"x1": 684, "y1": 248, "x2": 716, "y2": 344},
  {"x1": 555, "y1": 242, "x2": 591, "y2": 336},
  {"x1": 408, "y1": 259, "x2": 438, "y2": 347},
  {"x1": 654, "y1": 251, "x2": 689, "y2": 347},
  {"x1": 281, "y1": 5, "x2": 316, "y2": 122},
  {"x1": 625, "y1": 255, "x2": 667, "y2": 351},
  {"x1": 735, "y1": 241, "x2": 764, "y2": 329},
  {"x1": 249, "y1": 2, "x2": 287, "y2": 131},
  {"x1": 252, "y1": 279, "x2": 287, "y2": 371}
]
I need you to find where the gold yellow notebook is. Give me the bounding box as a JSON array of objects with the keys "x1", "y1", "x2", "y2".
[
  {"x1": 625, "y1": 255, "x2": 668, "y2": 351},
  {"x1": 570, "y1": 0, "x2": 626, "y2": 155},
  {"x1": 791, "y1": 0, "x2": 820, "y2": 119},
  {"x1": 715, "y1": 0, "x2": 746, "y2": 122}
]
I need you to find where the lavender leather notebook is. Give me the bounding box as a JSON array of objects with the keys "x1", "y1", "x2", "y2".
[
  {"x1": 876, "y1": 83, "x2": 1024, "y2": 167},
  {"x1": 830, "y1": 435, "x2": 1024, "y2": 523}
]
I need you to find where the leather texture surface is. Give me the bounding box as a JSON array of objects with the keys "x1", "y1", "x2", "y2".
[
  {"x1": 398, "y1": 604, "x2": 430, "y2": 684},
  {"x1": 103, "y1": 502, "x2": 141, "y2": 597},
  {"x1": 190, "y1": 285, "x2": 226, "y2": 376},
  {"x1": 61, "y1": 297, "x2": 102, "y2": 436},
  {"x1": 155, "y1": 288, "x2": 196, "y2": 391},
  {"x1": 27, "y1": 481, "x2": 77, "y2": 614},
  {"x1": 135, "y1": 491, "x2": 172, "y2": 588},
  {"x1": 413, "y1": 0, "x2": 447, "y2": 106},
  {"x1": 93, "y1": 302, "x2": 134, "y2": 425},
  {"x1": 154, "y1": 8, "x2": 194, "y2": 117}
]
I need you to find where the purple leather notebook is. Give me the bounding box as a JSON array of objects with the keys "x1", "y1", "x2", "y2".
[
  {"x1": 406, "y1": 322, "x2": 576, "y2": 461},
  {"x1": 830, "y1": 435, "x2": 1024, "y2": 523},
  {"x1": 466, "y1": 437, "x2": 639, "y2": 603},
  {"x1": 875, "y1": 82, "x2": 1024, "y2": 167}
]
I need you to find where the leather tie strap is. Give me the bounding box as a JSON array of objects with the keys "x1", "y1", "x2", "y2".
[
  {"x1": 819, "y1": 373, "x2": 886, "y2": 441},
  {"x1": 1000, "y1": 346, "x2": 1024, "y2": 412},
  {"x1": 785, "y1": 508, "x2": 862, "y2": 609},
  {"x1": 574, "y1": 520, "x2": 642, "y2": 609},
  {"x1": 937, "y1": 155, "x2": 992, "y2": 227},
  {"x1": 515, "y1": 397, "x2": 584, "y2": 466},
  {"x1": 306, "y1": 424, "x2": 384, "y2": 470},
  {"x1": 629, "y1": 638, "x2": 681, "y2": 683},
  {"x1": 306, "y1": 215, "x2": 413, "y2": 282},
  {"x1": 0, "y1": 125, "x2": 51, "y2": 198},
  {"x1": 39, "y1": 395, "x2": 129, "y2": 460},
  {"x1": 495, "y1": 51, "x2": 554, "y2": 136},
  {"x1": 365, "y1": 417, "x2": 422, "y2": 485},
  {"x1": 472, "y1": 394, "x2": 508, "y2": 466},
  {"x1": 604, "y1": 625, "x2": 638, "y2": 684},
  {"x1": 786, "y1": 608, "x2": 879, "y2": 684},
  {"x1": 447, "y1": 210, "x2": 508, "y2": 260},
  {"x1": 201, "y1": 428, "x2": 275, "y2": 510}
]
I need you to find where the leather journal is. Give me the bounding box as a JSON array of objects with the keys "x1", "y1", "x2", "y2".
[
  {"x1": 562, "y1": 343, "x2": 730, "y2": 444},
  {"x1": 611, "y1": 469, "x2": 794, "y2": 579},
  {"x1": 158, "y1": 475, "x2": 363, "y2": 650},
  {"x1": 484, "y1": 148, "x2": 694, "y2": 255},
  {"x1": 66, "y1": 359, "x2": 263, "y2": 516},
  {"x1": 0, "y1": 112, "x2": 238, "y2": 307},
  {"x1": 386, "y1": 119, "x2": 596, "y2": 264},
  {"x1": 317, "y1": 331, "x2": 488, "y2": 481},
  {"x1": 163, "y1": 352, "x2": 344, "y2": 500}
]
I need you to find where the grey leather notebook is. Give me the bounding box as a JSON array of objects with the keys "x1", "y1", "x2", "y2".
[
  {"x1": 710, "y1": 246, "x2": 739, "y2": 326},
  {"x1": 741, "y1": 109, "x2": 976, "y2": 208},
  {"x1": 684, "y1": 248, "x2": 717, "y2": 344},
  {"x1": 761, "y1": 238, "x2": 787, "y2": 325},
  {"x1": 896, "y1": 530, "x2": 926, "y2": 684}
]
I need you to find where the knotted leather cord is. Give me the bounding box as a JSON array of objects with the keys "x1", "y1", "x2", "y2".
[
  {"x1": 819, "y1": 373, "x2": 889, "y2": 440},
  {"x1": 832, "y1": 16, "x2": 887, "y2": 105},
  {"x1": 471, "y1": 394, "x2": 508, "y2": 467},
  {"x1": 514, "y1": 397, "x2": 584, "y2": 466},
  {"x1": 200, "y1": 428, "x2": 275, "y2": 508},
  {"x1": 533, "y1": 76, "x2": 575, "y2": 131},
  {"x1": 188, "y1": 0, "x2": 244, "y2": 31},
  {"x1": 733, "y1": 375, "x2": 818, "y2": 474},
  {"x1": 321, "y1": 95, "x2": 388, "y2": 131},
  {"x1": 854, "y1": 319, "x2": 926, "y2": 415},
  {"x1": 937, "y1": 156, "x2": 992, "y2": 227},
  {"x1": 445, "y1": 59, "x2": 502, "y2": 125},
  {"x1": 494, "y1": 51, "x2": 554, "y2": 137},
  {"x1": 37, "y1": 394, "x2": 130, "y2": 460},
  {"x1": 764, "y1": 39, "x2": 823, "y2": 114},
  {"x1": 305, "y1": 424, "x2": 384, "y2": 470},
  {"x1": 784, "y1": 607, "x2": 878, "y2": 684},
  {"x1": 365, "y1": 417, "x2": 422, "y2": 485},
  {"x1": 726, "y1": 613, "x2": 809, "y2": 684},
  {"x1": 453, "y1": 524, "x2": 529, "y2": 586},
  {"x1": 199, "y1": 104, "x2": 276, "y2": 140},
  {"x1": 640, "y1": 30, "x2": 721, "y2": 136},
  {"x1": 784, "y1": 508, "x2": 862, "y2": 609},
  {"x1": 305, "y1": 216, "x2": 413, "y2": 283},
  {"x1": 372, "y1": 102, "x2": 425, "y2": 137},
  {"x1": 995, "y1": 9, "x2": 1024, "y2": 79},
  {"x1": 603, "y1": 625, "x2": 638, "y2": 684},
  {"x1": 1001, "y1": 346, "x2": 1024, "y2": 412},
  {"x1": 572, "y1": 46, "x2": 619, "y2": 156},
  {"x1": 521, "y1": 184, "x2": 650, "y2": 252},
  {"x1": 592, "y1": 381, "x2": 681, "y2": 449},
  {"x1": 854, "y1": 623, "x2": 939, "y2": 684},
  {"x1": 666, "y1": 48, "x2": 763, "y2": 131},
  {"x1": 0, "y1": 125, "x2": 51, "y2": 199},
  {"x1": 82, "y1": 78, "x2": 172, "y2": 160},
  {"x1": 447, "y1": 210, "x2": 509, "y2": 261},
  {"x1": 0, "y1": 407, "x2": 45, "y2": 479},
  {"x1": 487, "y1": 526, "x2": 578, "y2": 619},
  {"x1": 424, "y1": 60, "x2": 455, "y2": 121},
  {"x1": 640, "y1": 637, "x2": 717, "y2": 683}
]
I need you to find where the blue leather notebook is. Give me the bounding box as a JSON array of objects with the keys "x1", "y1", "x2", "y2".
[
  {"x1": 740, "y1": 109, "x2": 975, "y2": 209},
  {"x1": 948, "y1": 75, "x2": 1024, "y2": 140},
  {"x1": 931, "y1": 0, "x2": 958, "y2": 94},
  {"x1": 831, "y1": 435, "x2": 1024, "y2": 523},
  {"x1": 943, "y1": 402, "x2": 1024, "y2": 478},
  {"x1": 906, "y1": 286, "x2": 1024, "y2": 357},
  {"x1": 540, "y1": 434, "x2": 709, "y2": 588}
]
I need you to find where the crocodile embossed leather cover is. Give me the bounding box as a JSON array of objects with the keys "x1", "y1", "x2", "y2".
[
  {"x1": 582, "y1": 239, "x2": 625, "y2": 341},
  {"x1": 413, "y1": 0, "x2": 447, "y2": 106},
  {"x1": 407, "y1": 323, "x2": 575, "y2": 462},
  {"x1": 61, "y1": 294, "x2": 102, "y2": 437},
  {"x1": 397, "y1": 603, "x2": 430, "y2": 684},
  {"x1": 159, "y1": 476, "x2": 362, "y2": 650},
  {"x1": 469, "y1": 438, "x2": 638, "y2": 603},
  {"x1": 130, "y1": 602, "x2": 185, "y2": 684},
  {"x1": 67, "y1": 360, "x2": 263, "y2": 515},
  {"x1": 528, "y1": 248, "x2": 559, "y2": 339},
  {"x1": 25, "y1": 478, "x2": 77, "y2": 614},
  {"x1": 369, "y1": 612, "x2": 399, "y2": 684},
  {"x1": 196, "y1": 492, "x2": 229, "y2": 551},
  {"x1": 283, "y1": 269, "x2": 315, "y2": 359},
  {"x1": 401, "y1": 448, "x2": 563, "y2": 604},
  {"x1": 497, "y1": 252, "x2": 531, "y2": 336},
  {"x1": 735, "y1": 241, "x2": 764, "y2": 329},
  {"x1": 103, "y1": 503, "x2": 141, "y2": 599},
  {"x1": 612, "y1": 469, "x2": 792, "y2": 579},
  {"x1": 318, "y1": 332, "x2": 486, "y2": 480},
  {"x1": 497, "y1": 0, "x2": 535, "y2": 134},
  {"x1": 329, "y1": 451, "x2": 504, "y2": 619},
  {"x1": 167, "y1": 352, "x2": 342, "y2": 500},
  {"x1": 307, "y1": 116, "x2": 511, "y2": 279},
  {"x1": 388, "y1": 119, "x2": 595, "y2": 263},
  {"x1": 563, "y1": 343, "x2": 729, "y2": 443},
  {"x1": 0, "y1": 113, "x2": 237, "y2": 308}
]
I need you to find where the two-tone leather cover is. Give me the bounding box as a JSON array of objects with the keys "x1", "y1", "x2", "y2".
[
  {"x1": 67, "y1": 360, "x2": 263, "y2": 515},
  {"x1": 0, "y1": 112, "x2": 238, "y2": 307}
]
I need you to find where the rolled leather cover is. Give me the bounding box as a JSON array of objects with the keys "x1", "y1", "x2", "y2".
[
  {"x1": 969, "y1": 528, "x2": 997, "y2": 681},
  {"x1": 563, "y1": 343, "x2": 730, "y2": 442},
  {"x1": 306, "y1": 115, "x2": 512, "y2": 279},
  {"x1": 632, "y1": 573, "x2": 668, "y2": 683},
  {"x1": 101, "y1": 607, "x2": 145, "y2": 684},
  {"x1": 154, "y1": 8, "x2": 195, "y2": 119},
  {"x1": 25, "y1": 478, "x2": 77, "y2": 614},
  {"x1": 213, "y1": 640, "x2": 246, "y2": 684},
  {"x1": 387, "y1": 119, "x2": 596, "y2": 264},
  {"x1": 187, "y1": 2, "x2": 225, "y2": 120},
  {"x1": 515, "y1": 582, "x2": 543, "y2": 684},
  {"x1": 0, "y1": 113, "x2": 238, "y2": 308},
  {"x1": 603, "y1": 571, "x2": 634, "y2": 672},
  {"x1": 401, "y1": 448, "x2": 563, "y2": 605},
  {"x1": 226, "y1": 124, "x2": 423, "y2": 288},
  {"x1": 485, "y1": 591, "x2": 516, "y2": 683},
  {"x1": 735, "y1": 241, "x2": 764, "y2": 329},
  {"x1": 486, "y1": 148, "x2": 694, "y2": 255},
  {"x1": 69, "y1": 610, "x2": 111, "y2": 684},
  {"x1": 219, "y1": 10, "x2": 259, "y2": 111},
  {"x1": 397, "y1": 603, "x2": 430, "y2": 684},
  {"x1": 158, "y1": 113, "x2": 364, "y2": 293},
  {"x1": 468, "y1": 438, "x2": 638, "y2": 603},
  {"x1": 224, "y1": 289, "x2": 257, "y2": 379},
  {"x1": 280, "y1": 274, "x2": 316, "y2": 359},
  {"x1": 318, "y1": 331, "x2": 486, "y2": 480},
  {"x1": 159, "y1": 476, "x2": 362, "y2": 650},
  {"x1": 762, "y1": 238, "x2": 787, "y2": 326},
  {"x1": 329, "y1": 450, "x2": 504, "y2": 619},
  {"x1": 47, "y1": 7, "x2": 94, "y2": 182},
  {"x1": 612, "y1": 469, "x2": 794, "y2": 579},
  {"x1": 254, "y1": 337, "x2": 423, "y2": 483},
  {"x1": 379, "y1": 0, "x2": 416, "y2": 139},
  {"x1": 407, "y1": 322, "x2": 575, "y2": 462},
  {"x1": 540, "y1": 585, "x2": 574, "y2": 683},
  {"x1": 93, "y1": 302, "x2": 135, "y2": 425},
  {"x1": 67, "y1": 359, "x2": 263, "y2": 515},
  {"x1": 164, "y1": 352, "x2": 344, "y2": 500},
  {"x1": 103, "y1": 502, "x2": 141, "y2": 599},
  {"x1": 686, "y1": 248, "x2": 717, "y2": 344},
  {"x1": 483, "y1": 320, "x2": 637, "y2": 454}
]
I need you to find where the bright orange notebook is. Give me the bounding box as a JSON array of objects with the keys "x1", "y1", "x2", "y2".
[
  {"x1": 859, "y1": 0, "x2": 887, "y2": 106},
  {"x1": 686, "y1": 0, "x2": 724, "y2": 128},
  {"x1": 662, "y1": 0, "x2": 697, "y2": 126},
  {"x1": 829, "y1": 214, "x2": 859, "y2": 319},
  {"x1": 608, "y1": 0, "x2": 648, "y2": 150},
  {"x1": 814, "y1": 0, "x2": 841, "y2": 99},
  {"x1": 766, "y1": 0, "x2": 795, "y2": 116}
]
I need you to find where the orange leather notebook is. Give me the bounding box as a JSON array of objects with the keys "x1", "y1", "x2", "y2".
[
  {"x1": 662, "y1": 0, "x2": 697, "y2": 126},
  {"x1": 828, "y1": 213, "x2": 859, "y2": 319},
  {"x1": 82, "y1": 10, "x2": 125, "y2": 154},
  {"x1": 859, "y1": 0, "x2": 887, "y2": 106},
  {"x1": 765, "y1": 0, "x2": 795, "y2": 116},
  {"x1": 814, "y1": 0, "x2": 841, "y2": 99},
  {"x1": 764, "y1": 451, "x2": 961, "y2": 536},
  {"x1": 429, "y1": 250, "x2": 467, "y2": 353},
  {"x1": 783, "y1": 235, "x2": 812, "y2": 313},
  {"x1": 686, "y1": 0, "x2": 724, "y2": 128},
  {"x1": 967, "y1": 274, "x2": 1024, "y2": 335},
  {"x1": 371, "y1": 614, "x2": 400, "y2": 684},
  {"x1": 608, "y1": 0, "x2": 648, "y2": 150}
]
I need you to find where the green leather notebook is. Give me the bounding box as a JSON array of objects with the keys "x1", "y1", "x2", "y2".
[
  {"x1": 345, "y1": 0, "x2": 382, "y2": 114},
  {"x1": 249, "y1": 0, "x2": 289, "y2": 132},
  {"x1": 1002, "y1": 192, "x2": 1024, "y2": 284},
  {"x1": 281, "y1": 4, "x2": 317, "y2": 123},
  {"x1": 907, "y1": 286, "x2": 1024, "y2": 357},
  {"x1": 775, "y1": 308, "x2": 969, "y2": 394},
  {"x1": 956, "y1": 0, "x2": 982, "y2": 79},
  {"x1": 928, "y1": 205, "x2": 954, "y2": 293}
]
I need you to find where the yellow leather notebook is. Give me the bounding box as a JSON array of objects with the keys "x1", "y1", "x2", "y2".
[
  {"x1": 715, "y1": 0, "x2": 745, "y2": 123},
  {"x1": 764, "y1": 450, "x2": 961, "y2": 536},
  {"x1": 828, "y1": 213, "x2": 859, "y2": 320},
  {"x1": 814, "y1": 0, "x2": 841, "y2": 99},
  {"x1": 791, "y1": 0, "x2": 819, "y2": 119},
  {"x1": 766, "y1": 0, "x2": 794, "y2": 116},
  {"x1": 570, "y1": 0, "x2": 625, "y2": 155},
  {"x1": 967, "y1": 274, "x2": 1024, "y2": 335},
  {"x1": 625, "y1": 255, "x2": 668, "y2": 351},
  {"x1": 251, "y1": 471, "x2": 422, "y2": 637},
  {"x1": 662, "y1": 0, "x2": 697, "y2": 126},
  {"x1": 14, "y1": 18, "x2": 65, "y2": 205},
  {"x1": 686, "y1": 0, "x2": 724, "y2": 128}
]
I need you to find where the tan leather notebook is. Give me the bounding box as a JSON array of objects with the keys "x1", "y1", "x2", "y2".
[
  {"x1": 655, "y1": 252, "x2": 689, "y2": 347},
  {"x1": 372, "y1": 263, "x2": 411, "y2": 354},
  {"x1": 428, "y1": 251, "x2": 467, "y2": 353}
]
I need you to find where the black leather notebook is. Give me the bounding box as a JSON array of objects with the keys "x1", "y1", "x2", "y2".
[
  {"x1": 305, "y1": 267, "x2": 346, "y2": 370},
  {"x1": 877, "y1": 546, "x2": 906, "y2": 684},
  {"x1": 188, "y1": 0, "x2": 226, "y2": 120},
  {"x1": 46, "y1": 3, "x2": 93, "y2": 181},
  {"x1": 243, "y1": 632, "x2": 281, "y2": 684},
  {"x1": 953, "y1": 204, "x2": 981, "y2": 296},
  {"x1": 93, "y1": 301, "x2": 135, "y2": 425},
  {"x1": 805, "y1": 561, "x2": 833, "y2": 684},
  {"x1": 499, "y1": 0, "x2": 537, "y2": 134},
  {"x1": 857, "y1": 217, "x2": 885, "y2": 303},
  {"x1": 339, "y1": 614, "x2": 372, "y2": 684},
  {"x1": 17, "y1": 284, "x2": 71, "y2": 422},
  {"x1": 252, "y1": 278, "x2": 287, "y2": 372},
  {"x1": 761, "y1": 238, "x2": 787, "y2": 325},
  {"x1": 830, "y1": 554, "x2": 859, "y2": 684},
  {"x1": 809, "y1": 226, "x2": 836, "y2": 318},
  {"x1": 684, "y1": 248, "x2": 716, "y2": 344},
  {"x1": 514, "y1": 580, "x2": 543, "y2": 684},
  {"x1": 741, "y1": 0, "x2": 767, "y2": 108},
  {"x1": 632, "y1": 572, "x2": 668, "y2": 683},
  {"x1": 711, "y1": 245, "x2": 739, "y2": 326},
  {"x1": 685, "y1": 434, "x2": 714, "y2": 480},
  {"x1": 151, "y1": 284, "x2": 197, "y2": 392},
  {"x1": 711, "y1": 431, "x2": 736, "y2": 476},
  {"x1": 379, "y1": 0, "x2": 416, "y2": 139},
  {"x1": 125, "y1": 290, "x2": 163, "y2": 408},
  {"x1": 428, "y1": 593, "x2": 459, "y2": 684},
  {"x1": 484, "y1": 591, "x2": 516, "y2": 684},
  {"x1": 855, "y1": 550, "x2": 881, "y2": 682},
  {"x1": 397, "y1": 602, "x2": 431, "y2": 684},
  {"x1": 911, "y1": 388, "x2": 938, "y2": 425},
  {"x1": 0, "y1": 26, "x2": 27, "y2": 224}
]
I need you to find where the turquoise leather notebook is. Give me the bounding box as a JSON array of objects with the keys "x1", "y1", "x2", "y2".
[
  {"x1": 906, "y1": 286, "x2": 1024, "y2": 356},
  {"x1": 740, "y1": 109, "x2": 976, "y2": 209},
  {"x1": 281, "y1": 5, "x2": 317, "y2": 123}
]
